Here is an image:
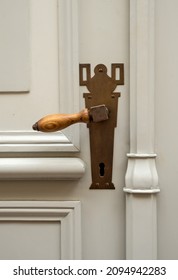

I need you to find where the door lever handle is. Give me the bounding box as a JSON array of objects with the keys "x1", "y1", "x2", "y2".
[
  {"x1": 32, "y1": 63, "x2": 124, "y2": 189},
  {"x1": 32, "y1": 104, "x2": 109, "y2": 132}
]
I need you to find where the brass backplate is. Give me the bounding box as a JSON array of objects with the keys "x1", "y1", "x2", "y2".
[{"x1": 79, "y1": 63, "x2": 124, "y2": 189}]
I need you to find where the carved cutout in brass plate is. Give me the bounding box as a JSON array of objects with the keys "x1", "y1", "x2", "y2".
[{"x1": 79, "y1": 63, "x2": 124, "y2": 189}]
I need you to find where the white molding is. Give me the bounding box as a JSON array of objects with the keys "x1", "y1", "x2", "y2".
[
  {"x1": 0, "y1": 158, "x2": 85, "y2": 180},
  {"x1": 126, "y1": 194, "x2": 157, "y2": 259},
  {"x1": 127, "y1": 153, "x2": 157, "y2": 159},
  {"x1": 125, "y1": 0, "x2": 159, "y2": 259},
  {"x1": 130, "y1": 0, "x2": 155, "y2": 153},
  {"x1": 123, "y1": 188, "x2": 160, "y2": 194},
  {"x1": 125, "y1": 153, "x2": 159, "y2": 191},
  {"x1": 57, "y1": 0, "x2": 80, "y2": 150},
  {"x1": 0, "y1": 131, "x2": 78, "y2": 152},
  {"x1": 126, "y1": 0, "x2": 159, "y2": 193},
  {"x1": 0, "y1": 201, "x2": 81, "y2": 259},
  {"x1": 0, "y1": 0, "x2": 80, "y2": 153}
]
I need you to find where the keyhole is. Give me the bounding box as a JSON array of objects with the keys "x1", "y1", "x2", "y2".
[{"x1": 99, "y1": 162, "x2": 105, "y2": 177}]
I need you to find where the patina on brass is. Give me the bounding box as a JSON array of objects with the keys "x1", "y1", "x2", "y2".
[{"x1": 80, "y1": 63, "x2": 124, "y2": 189}]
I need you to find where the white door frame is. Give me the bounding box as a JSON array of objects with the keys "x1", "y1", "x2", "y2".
[{"x1": 124, "y1": 0, "x2": 160, "y2": 259}]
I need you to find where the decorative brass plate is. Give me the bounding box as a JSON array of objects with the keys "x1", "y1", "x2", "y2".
[{"x1": 79, "y1": 63, "x2": 124, "y2": 189}]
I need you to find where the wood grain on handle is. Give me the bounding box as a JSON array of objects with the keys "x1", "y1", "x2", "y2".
[{"x1": 32, "y1": 108, "x2": 89, "y2": 132}]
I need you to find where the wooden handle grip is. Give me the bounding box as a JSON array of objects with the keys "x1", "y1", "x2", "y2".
[{"x1": 33, "y1": 108, "x2": 89, "y2": 132}]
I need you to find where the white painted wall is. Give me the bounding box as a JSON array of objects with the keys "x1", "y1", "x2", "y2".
[{"x1": 155, "y1": 0, "x2": 178, "y2": 259}]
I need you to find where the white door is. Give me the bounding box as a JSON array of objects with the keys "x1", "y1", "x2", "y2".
[{"x1": 0, "y1": 0, "x2": 129, "y2": 259}]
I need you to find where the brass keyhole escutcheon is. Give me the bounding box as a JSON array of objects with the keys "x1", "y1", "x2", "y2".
[
  {"x1": 99, "y1": 162, "x2": 105, "y2": 177},
  {"x1": 80, "y1": 63, "x2": 124, "y2": 189}
]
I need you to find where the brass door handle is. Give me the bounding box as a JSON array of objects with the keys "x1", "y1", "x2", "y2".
[
  {"x1": 32, "y1": 104, "x2": 109, "y2": 132},
  {"x1": 32, "y1": 63, "x2": 124, "y2": 189}
]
